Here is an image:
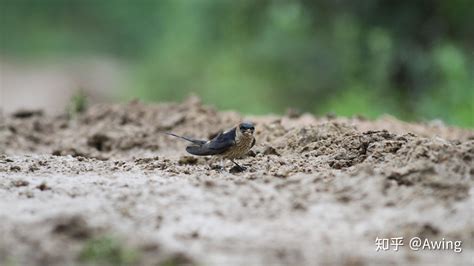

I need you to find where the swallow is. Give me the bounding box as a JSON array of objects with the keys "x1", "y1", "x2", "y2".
[{"x1": 165, "y1": 122, "x2": 256, "y2": 171}]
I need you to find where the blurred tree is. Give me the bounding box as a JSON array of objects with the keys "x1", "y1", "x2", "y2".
[{"x1": 0, "y1": 0, "x2": 472, "y2": 126}]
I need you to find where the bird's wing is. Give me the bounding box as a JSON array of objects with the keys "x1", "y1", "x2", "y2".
[
  {"x1": 207, "y1": 129, "x2": 236, "y2": 152},
  {"x1": 186, "y1": 128, "x2": 236, "y2": 156},
  {"x1": 251, "y1": 137, "x2": 256, "y2": 148}
]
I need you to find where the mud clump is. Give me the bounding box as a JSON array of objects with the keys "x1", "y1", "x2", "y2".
[
  {"x1": 262, "y1": 146, "x2": 280, "y2": 156},
  {"x1": 11, "y1": 179, "x2": 29, "y2": 187},
  {"x1": 36, "y1": 182, "x2": 50, "y2": 191},
  {"x1": 0, "y1": 98, "x2": 473, "y2": 266},
  {"x1": 178, "y1": 156, "x2": 198, "y2": 165},
  {"x1": 87, "y1": 133, "x2": 113, "y2": 152},
  {"x1": 52, "y1": 215, "x2": 93, "y2": 240},
  {"x1": 12, "y1": 109, "x2": 43, "y2": 119}
]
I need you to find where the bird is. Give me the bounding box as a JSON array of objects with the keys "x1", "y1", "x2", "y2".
[{"x1": 165, "y1": 122, "x2": 256, "y2": 171}]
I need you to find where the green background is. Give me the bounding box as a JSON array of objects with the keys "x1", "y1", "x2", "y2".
[{"x1": 1, "y1": 0, "x2": 472, "y2": 126}]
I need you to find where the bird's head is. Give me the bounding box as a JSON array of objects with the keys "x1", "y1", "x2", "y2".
[{"x1": 238, "y1": 122, "x2": 255, "y2": 136}]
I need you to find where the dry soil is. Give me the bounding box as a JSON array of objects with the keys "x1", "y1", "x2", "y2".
[{"x1": 1, "y1": 97, "x2": 473, "y2": 265}]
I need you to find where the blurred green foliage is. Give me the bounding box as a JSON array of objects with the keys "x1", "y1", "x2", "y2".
[
  {"x1": 67, "y1": 89, "x2": 88, "y2": 118},
  {"x1": 0, "y1": 0, "x2": 472, "y2": 126},
  {"x1": 79, "y1": 235, "x2": 139, "y2": 266}
]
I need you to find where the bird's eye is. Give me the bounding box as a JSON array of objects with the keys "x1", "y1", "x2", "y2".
[{"x1": 239, "y1": 123, "x2": 254, "y2": 131}]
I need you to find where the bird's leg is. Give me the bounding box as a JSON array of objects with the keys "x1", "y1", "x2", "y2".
[
  {"x1": 220, "y1": 159, "x2": 226, "y2": 172},
  {"x1": 209, "y1": 157, "x2": 225, "y2": 173},
  {"x1": 230, "y1": 159, "x2": 246, "y2": 171}
]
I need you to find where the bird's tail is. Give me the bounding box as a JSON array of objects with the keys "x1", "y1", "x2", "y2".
[{"x1": 163, "y1": 132, "x2": 207, "y2": 145}]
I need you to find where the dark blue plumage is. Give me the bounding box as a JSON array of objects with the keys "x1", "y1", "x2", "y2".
[
  {"x1": 165, "y1": 122, "x2": 255, "y2": 171},
  {"x1": 186, "y1": 128, "x2": 237, "y2": 155}
]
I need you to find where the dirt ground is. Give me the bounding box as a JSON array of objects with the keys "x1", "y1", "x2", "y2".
[{"x1": 1, "y1": 97, "x2": 473, "y2": 266}]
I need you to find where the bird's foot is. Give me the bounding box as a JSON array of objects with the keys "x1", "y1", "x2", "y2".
[
  {"x1": 210, "y1": 164, "x2": 225, "y2": 172},
  {"x1": 229, "y1": 165, "x2": 246, "y2": 173}
]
